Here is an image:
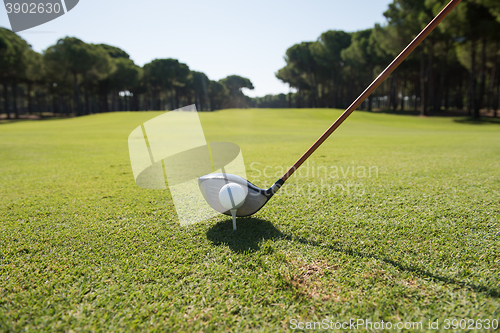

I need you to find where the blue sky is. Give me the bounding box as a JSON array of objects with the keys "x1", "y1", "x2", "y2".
[{"x1": 1, "y1": 0, "x2": 392, "y2": 97}]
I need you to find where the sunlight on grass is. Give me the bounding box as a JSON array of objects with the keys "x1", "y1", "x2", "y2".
[{"x1": 1, "y1": 109, "x2": 499, "y2": 331}]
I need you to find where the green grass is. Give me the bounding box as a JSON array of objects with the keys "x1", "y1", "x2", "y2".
[{"x1": 1, "y1": 108, "x2": 499, "y2": 332}]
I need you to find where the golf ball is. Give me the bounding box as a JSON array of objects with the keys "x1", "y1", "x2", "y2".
[{"x1": 219, "y1": 183, "x2": 246, "y2": 211}]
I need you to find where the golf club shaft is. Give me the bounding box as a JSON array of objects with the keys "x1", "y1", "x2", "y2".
[{"x1": 280, "y1": 0, "x2": 461, "y2": 182}]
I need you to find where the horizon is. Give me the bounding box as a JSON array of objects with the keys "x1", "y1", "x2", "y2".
[{"x1": 0, "y1": 0, "x2": 392, "y2": 98}]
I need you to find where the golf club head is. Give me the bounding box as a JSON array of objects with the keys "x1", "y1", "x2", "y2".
[{"x1": 198, "y1": 173, "x2": 283, "y2": 217}]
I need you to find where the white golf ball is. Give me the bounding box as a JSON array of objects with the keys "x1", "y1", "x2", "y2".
[{"x1": 219, "y1": 183, "x2": 246, "y2": 211}]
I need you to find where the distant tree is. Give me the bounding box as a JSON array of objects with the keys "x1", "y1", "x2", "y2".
[
  {"x1": 3, "y1": 0, "x2": 498, "y2": 118},
  {"x1": 372, "y1": 25, "x2": 415, "y2": 113},
  {"x1": 23, "y1": 50, "x2": 44, "y2": 115},
  {"x1": 143, "y1": 60, "x2": 163, "y2": 110},
  {"x1": 192, "y1": 71, "x2": 210, "y2": 110},
  {"x1": 275, "y1": 64, "x2": 309, "y2": 108},
  {"x1": 82, "y1": 45, "x2": 112, "y2": 114},
  {"x1": 95, "y1": 44, "x2": 132, "y2": 112},
  {"x1": 425, "y1": 1, "x2": 491, "y2": 116},
  {"x1": 44, "y1": 37, "x2": 109, "y2": 115},
  {"x1": 444, "y1": 0, "x2": 499, "y2": 117},
  {"x1": 250, "y1": 93, "x2": 288, "y2": 108},
  {"x1": 310, "y1": 30, "x2": 351, "y2": 108},
  {"x1": 208, "y1": 80, "x2": 229, "y2": 110},
  {"x1": 97, "y1": 44, "x2": 130, "y2": 59},
  {"x1": 109, "y1": 57, "x2": 140, "y2": 110},
  {"x1": 171, "y1": 62, "x2": 191, "y2": 109},
  {"x1": 0, "y1": 28, "x2": 31, "y2": 119},
  {"x1": 284, "y1": 43, "x2": 319, "y2": 107},
  {"x1": 383, "y1": 0, "x2": 434, "y2": 115},
  {"x1": 219, "y1": 75, "x2": 254, "y2": 108},
  {"x1": 341, "y1": 29, "x2": 391, "y2": 110},
  {"x1": 475, "y1": 0, "x2": 500, "y2": 23},
  {"x1": 143, "y1": 58, "x2": 191, "y2": 110}
]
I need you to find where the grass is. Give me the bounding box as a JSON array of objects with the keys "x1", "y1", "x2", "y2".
[{"x1": 0, "y1": 108, "x2": 499, "y2": 332}]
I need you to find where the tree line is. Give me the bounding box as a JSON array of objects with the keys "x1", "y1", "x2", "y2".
[
  {"x1": 1, "y1": 0, "x2": 499, "y2": 119},
  {"x1": 0, "y1": 29, "x2": 255, "y2": 119},
  {"x1": 275, "y1": 0, "x2": 500, "y2": 117}
]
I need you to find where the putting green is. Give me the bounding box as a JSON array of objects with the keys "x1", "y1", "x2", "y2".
[{"x1": 1, "y1": 109, "x2": 499, "y2": 331}]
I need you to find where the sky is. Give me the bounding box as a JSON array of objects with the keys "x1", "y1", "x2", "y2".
[{"x1": 0, "y1": 0, "x2": 392, "y2": 97}]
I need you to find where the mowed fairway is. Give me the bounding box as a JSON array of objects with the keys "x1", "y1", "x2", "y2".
[{"x1": 1, "y1": 109, "x2": 499, "y2": 331}]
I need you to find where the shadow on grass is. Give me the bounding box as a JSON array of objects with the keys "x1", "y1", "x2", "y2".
[
  {"x1": 333, "y1": 245, "x2": 499, "y2": 299},
  {"x1": 206, "y1": 217, "x2": 284, "y2": 253},
  {"x1": 292, "y1": 235, "x2": 499, "y2": 299},
  {"x1": 0, "y1": 115, "x2": 72, "y2": 125},
  {"x1": 357, "y1": 109, "x2": 500, "y2": 121},
  {"x1": 207, "y1": 218, "x2": 499, "y2": 298},
  {"x1": 453, "y1": 117, "x2": 500, "y2": 125},
  {"x1": 357, "y1": 109, "x2": 421, "y2": 116},
  {"x1": 300, "y1": 237, "x2": 500, "y2": 299}
]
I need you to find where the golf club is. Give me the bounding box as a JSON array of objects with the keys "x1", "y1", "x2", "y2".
[{"x1": 199, "y1": 0, "x2": 461, "y2": 226}]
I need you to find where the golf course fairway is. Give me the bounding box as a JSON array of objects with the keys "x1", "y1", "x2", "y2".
[{"x1": 1, "y1": 109, "x2": 499, "y2": 331}]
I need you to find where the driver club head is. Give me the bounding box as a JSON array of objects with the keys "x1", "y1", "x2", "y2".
[{"x1": 198, "y1": 173, "x2": 283, "y2": 217}]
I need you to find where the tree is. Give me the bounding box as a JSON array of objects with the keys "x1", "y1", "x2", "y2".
[
  {"x1": 95, "y1": 44, "x2": 133, "y2": 112},
  {"x1": 81, "y1": 44, "x2": 112, "y2": 114},
  {"x1": 208, "y1": 80, "x2": 229, "y2": 110},
  {"x1": 97, "y1": 44, "x2": 130, "y2": 59},
  {"x1": 23, "y1": 49, "x2": 44, "y2": 115},
  {"x1": 284, "y1": 43, "x2": 319, "y2": 107},
  {"x1": 0, "y1": 28, "x2": 31, "y2": 119},
  {"x1": 219, "y1": 75, "x2": 254, "y2": 108},
  {"x1": 383, "y1": 0, "x2": 434, "y2": 115},
  {"x1": 276, "y1": 64, "x2": 308, "y2": 108},
  {"x1": 192, "y1": 71, "x2": 210, "y2": 111},
  {"x1": 44, "y1": 37, "x2": 109, "y2": 115},
  {"x1": 432, "y1": 0, "x2": 500, "y2": 117},
  {"x1": 310, "y1": 30, "x2": 351, "y2": 108},
  {"x1": 476, "y1": 0, "x2": 500, "y2": 23},
  {"x1": 341, "y1": 29, "x2": 391, "y2": 110},
  {"x1": 109, "y1": 58, "x2": 141, "y2": 111},
  {"x1": 143, "y1": 58, "x2": 191, "y2": 110},
  {"x1": 171, "y1": 62, "x2": 191, "y2": 109}
]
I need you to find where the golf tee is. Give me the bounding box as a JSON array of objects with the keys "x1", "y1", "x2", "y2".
[{"x1": 230, "y1": 209, "x2": 237, "y2": 230}]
